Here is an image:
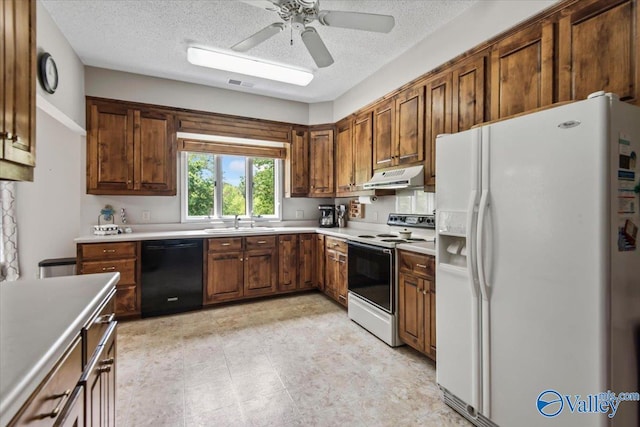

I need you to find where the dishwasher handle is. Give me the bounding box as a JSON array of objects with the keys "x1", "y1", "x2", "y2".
[{"x1": 144, "y1": 242, "x2": 201, "y2": 250}]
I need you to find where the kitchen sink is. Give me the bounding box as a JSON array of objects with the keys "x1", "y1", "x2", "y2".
[{"x1": 203, "y1": 227, "x2": 276, "y2": 233}]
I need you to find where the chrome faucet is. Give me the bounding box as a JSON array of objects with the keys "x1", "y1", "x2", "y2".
[
  {"x1": 250, "y1": 211, "x2": 261, "y2": 228},
  {"x1": 233, "y1": 214, "x2": 240, "y2": 229}
]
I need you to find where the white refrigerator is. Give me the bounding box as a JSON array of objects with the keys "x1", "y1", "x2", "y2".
[{"x1": 435, "y1": 92, "x2": 640, "y2": 427}]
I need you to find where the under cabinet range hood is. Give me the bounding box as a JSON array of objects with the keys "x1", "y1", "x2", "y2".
[{"x1": 362, "y1": 165, "x2": 424, "y2": 190}]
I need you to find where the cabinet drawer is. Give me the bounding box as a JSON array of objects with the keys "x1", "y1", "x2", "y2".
[
  {"x1": 80, "y1": 259, "x2": 136, "y2": 285},
  {"x1": 245, "y1": 235, "x2": 276, "y2": 250},
  {"x1": 83, "y1": 293, "x2": 116, "y2": 366},
  {"x1": 208, "y1": 237, "x2": 243, "y2": 252},
  {"x1": 80, "y1": 242, "x2": 136, "y2": 260},
  {"x1": 325, "y1": 237, "x2": 347, "y2": 253},
  {"x1": 9, "y1": 337, "x2": 82, "y2": 426},
  {"x1": 398, "y1": 250, "x2": 435, "y2": 279}
]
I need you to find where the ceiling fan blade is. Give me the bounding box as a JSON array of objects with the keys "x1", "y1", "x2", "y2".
[
  {"x1": 318, "y1": 10, "x2": 395, "y2": 33},
  {"x1": 232, "y1": 23, "x2": 285, "y2": 52},
  {"x1": 239, "y1": 0, "x2": 280, "y2": 12},
  {"x1": 300, "y1": 27, "x2": 334, "y2": 68}
]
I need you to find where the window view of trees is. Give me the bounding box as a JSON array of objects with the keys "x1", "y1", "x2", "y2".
[{"x1": 186, "y1": 152, "x2": 277, "y2": 218}]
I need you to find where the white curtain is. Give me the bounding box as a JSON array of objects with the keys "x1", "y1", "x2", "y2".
[{"x1": 0, "y1": 182, "x2": 19, "y2": 282}]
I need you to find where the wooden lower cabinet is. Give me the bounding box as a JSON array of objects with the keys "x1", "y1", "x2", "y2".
[
  {"x1": 398, "y1": 250, "x2": 436, "y2": 359},
  {"x1": 324, "y1": 237, "x2": 348, "y2": 307},
  {"x1": 314, "y1": 234, "x2": 325, "y2": 290},
  {"x1": 278, "y1": 235, "x2": 298, "y2": 291},
  {"x1": 244, "y1": 248, "x2": 278, "y2": 297},
  {"x1": 83, "y1": 324, "x2": 116, "y2": 427},
  {"x1": 205, "y1": 250, "x2": 244, "y2": 303},
  {"x1": 298, "y1": 234, "x2": 315, "y2": 289},
  {"x1": 77, "y1": 242, "x2": 140, "y2": 319}
]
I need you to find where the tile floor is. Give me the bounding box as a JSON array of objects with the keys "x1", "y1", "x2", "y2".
[{"x1": 116, "y1": 292, "x2": 471, "y2": 426}]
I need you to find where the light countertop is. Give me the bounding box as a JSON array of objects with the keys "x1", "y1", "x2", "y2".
[
  {"x1": 0, "y1": 273, "x2": 119, "y2": 426},
  {"x1": 396, "y1": 241, "x2": 436, "y2": 256}
]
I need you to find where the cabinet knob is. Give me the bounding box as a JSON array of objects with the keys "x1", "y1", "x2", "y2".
[
  {"x1": 127, "y1": 180, "x2": 132, "y2": 184},
  {"x1": 240, "y1": 257, "x2": 244, "y2": 261},
  {"x1": 423, "y1": 290, "x2": 427, "y2": 295}
]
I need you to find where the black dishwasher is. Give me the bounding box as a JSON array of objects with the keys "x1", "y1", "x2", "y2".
[{"x1": 141, "y1": 239, "x2": 203, "y2": 317}]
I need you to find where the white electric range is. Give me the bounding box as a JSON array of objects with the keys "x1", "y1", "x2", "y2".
[{"x1": 346, "y1": 213, "x2": 435, "y2": 346}]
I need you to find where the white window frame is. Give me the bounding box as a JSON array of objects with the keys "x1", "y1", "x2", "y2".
[{"x1": 180, "y1": 152, "x2": 283, "y2": 223}]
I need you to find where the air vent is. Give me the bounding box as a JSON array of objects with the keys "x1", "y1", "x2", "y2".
[
  {"x1": 227, "y1": 79, "x2": 254, "y2": 88},
  {"x1": 382, "y1": 169, "x2": 405, "y2": 177}
]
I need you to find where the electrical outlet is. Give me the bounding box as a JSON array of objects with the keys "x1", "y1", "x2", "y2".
[
  {"x1": 295, "y1": 210, "x2": 304, "y2": 219},
  {"x1": 142, "y1": 210, "x2": 151, "y2": 221}
]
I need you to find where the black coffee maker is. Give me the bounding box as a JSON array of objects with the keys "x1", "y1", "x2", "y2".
[{"x1": 318, "y1": 205, "x2": 336, "y2": 228}]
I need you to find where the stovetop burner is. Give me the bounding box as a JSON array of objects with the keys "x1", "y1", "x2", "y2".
[
  {"x1": 358, "y1": 235, "x2": 376, "y2": 238},
  {"x1": 380, "y1": 239, "x2": 406, "y2": 243},
  {"x1": 377, "y1": 233, "x2": 398, "y2": 238}
]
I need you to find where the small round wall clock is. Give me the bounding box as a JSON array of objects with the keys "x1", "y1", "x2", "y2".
[{"x1": 38, "y1": 52, "x2": 59, "y2": 94}]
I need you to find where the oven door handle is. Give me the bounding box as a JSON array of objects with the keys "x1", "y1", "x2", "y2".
[{"x1": 347, "y1": 241, "x2": 393, "y2": 255}]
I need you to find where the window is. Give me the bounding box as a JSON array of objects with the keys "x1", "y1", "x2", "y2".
[{"x1": 183, "y1": 152, "x2": 281, "y2": 220}]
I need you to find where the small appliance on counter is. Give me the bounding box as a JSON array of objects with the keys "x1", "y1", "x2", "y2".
[
  {"x1": 336, "y1": 204, "x2": 347, "y2": 228},
  {"x1": 318, "y1": 204, "x2": 336, "y2": 227}
]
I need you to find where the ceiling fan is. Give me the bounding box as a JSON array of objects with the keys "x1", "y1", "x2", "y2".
[{"x1": 233, "y1": 0, "x2": 395, "y2": 68}]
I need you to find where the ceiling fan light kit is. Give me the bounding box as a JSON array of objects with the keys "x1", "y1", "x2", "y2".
[
  {"x1": 236, "y1": 0, "x2": 395, "y2": 68},
  {"x1": 187, "y1": 46, "x2": 314, "y2": 86}
]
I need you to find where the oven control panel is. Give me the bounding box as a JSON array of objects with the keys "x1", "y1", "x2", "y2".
[{"x1": 387, "y1": 213, "x2": 435, "y2": 229}]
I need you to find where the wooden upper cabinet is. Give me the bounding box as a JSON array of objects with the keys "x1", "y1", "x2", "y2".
[
  {"x1": 558, "y1": 0, "x2": 640, "y2": 103},
  {"x1": 309, "y1": 128, "x2": 334, "y2": 197},
  {"x1": 285, "y1": 127, "x2": 309, "y2": 197},
  {"x1": 1, "y1": 0, "x2": 36, "y2": 181},
  {"x1": 425, "y1": 72, "x2": 452, "y2": 189},
  {"x1": 490, "y1": 21, "x2": 554, "y2": 120},
  {"x1": 373, "y1": 99, "x2": 395, "y2": 169},
  {"x1": 395, "y1": 85, "x2": 425, "y2": 166},
  {"x1": 352, "y1": 111, "x2": 373, "y2": 190},
  {"x1": 335, "y1": 118, "x2": 354, "y2": 193},
  {"x1": 452, "y1": 54, "x2": 487, "y2": 133},
  {"x1": 87, "y1": 98, "x2": 176, "y2": 195}
]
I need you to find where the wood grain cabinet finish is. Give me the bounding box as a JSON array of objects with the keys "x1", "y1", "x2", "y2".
[
  {"x1": 373, "y1": 99, "x2": 395, "y2": 169},
  {"x1": 82, "y1": 323, "x2": 116, "y2": 427},
  {"x1": 395, "y1": 85, "x2": 425, "y2": 166},
  {"x1": 0, "y1": 0, "x2": 36, "y2": 182},
  {"x1": 205, "y1": 250, "x2": 244, "y2": 303},
  {"x1": 77, "y1": 242, "x2": 140, "y2": 319},
  {"x1": 313, "y1": 234, "x2": 325, "y2": 290},
  {"x1": 308, "y1": 128, "x2": 335, "y2": 197},
  {"x1": 285, "y1": 128, "x2": 309, "y2": 197},
  {"x1": 558, "y1": 0, "x2": 640, "y2": 103},
  {"x1": 86, "y1": 98, "x2": 176, "y2": 196},
  {"x1": 278, "y1": 235, "x2": 298, "y2": 291},
  {"x1": 324, "y1": 237, "x2": 348, "y2": 307},
  {"x1": 490, "y1": 21, "x2": 555, "y2": 120},
  {"x1": 335, "y1": 119, "x2": 354, "y2": 194},
  {"x1": 398, "y1": 250, "x2": 436, "y2": 359},
  {"x1": 352, "y1": 111, "x2": 374, "y2": 191},
  {"x1": 424, "y1": 73, "x2": 453, "y2": 189},
  {"x1": 244, "y1": 236, "x2": 277, "y2": 297},
  {"x1": 298, "y1": 233, "x2": 315, "y2": 289}
]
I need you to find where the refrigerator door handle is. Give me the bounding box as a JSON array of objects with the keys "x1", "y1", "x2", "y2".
[{"x1": 476, "y1": 189, "x2": 490, "y2": 301}]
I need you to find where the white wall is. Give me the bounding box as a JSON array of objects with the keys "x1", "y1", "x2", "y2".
[
  {"x1": 16, "y1": 110, "x2": 83, "y2": 279},
  {"x1": 36, "y1": 0, "x2": 86, "y2": 127},
  {"x1": 85, "y1": 67, "x2": 310, "y2": 125},
  {"x1": 308, "y1": 102, "x2": 333, "y2": 125},
  {"x1": 333, "y1": 0, "x2": 559, "y2": 121}
]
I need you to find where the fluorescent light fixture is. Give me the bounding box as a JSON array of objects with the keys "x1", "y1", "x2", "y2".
[{"x1": 187, "y1": 47, "x2": 314, "y2": 86}]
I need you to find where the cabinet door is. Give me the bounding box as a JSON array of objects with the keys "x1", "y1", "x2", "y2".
[
  {"x1": 335, "y1": 119, "x2": 353, "y2": 194},
  {"x1": 244, "y1": 248, "x2": 277, "y2": 296},
  {"x1": 285, "y1": 128, "x2": 309, "y2": 197},
  {"x1": 490, "y1": 21, "x2": 554, "y2": 119},
  {"x1": 103, "y1": 325, "x2": 116, "y2": 427},
  {"x1": 429, "y1": 279, "x2": 436, "y2": 357},
  {"x1": 558, "y1": 0, "x2": 639, "y2": 103},
  {"x1": 395, "y1": 85, "x2": 425, "y2": 166},
  {"x1": 452, "y1": 54, "x2": 486, "y2": 133},
  {"x1": 205, "y1": 251, "x2": 244, "y2": 303},
  {"x1": 278, "y1": 235, "x2": 298, "y2": 291},
  {"x1": 373, "y1": 99, "x2": 395, "y2": 170},
  {"x1": 135, "y1": 109, "x2": 176, "y2": 194},
  {"x1": 313, "y1": 234, "x2": 325, "y2": 290},
  {"x1": 87, "y1": 101, "x2": 135, "y2": 193},
  {"x1": 1, "y1": 0, "x2": 36, "y2": 181},
  {"x1": 54, "y1": 386, "x2": 85, "y2": 427},
  {"x1": 424, "y1": 72, "x2": 452, "y2": 189},
  {"x1": 298, "y1": 234, "x2": 314, "y2": 289},
  {"x1": 352, "y1": 111, "x2": 373, "y2": 190},
  {"x1": 309, "y1": 129, "x2": 335, "y2": 196},
  {"x1": 398, "y1": 273, "x2": 425, "y2": 352},
  {"x1": 324, "y1": 248, "x2": 337, "y2": 298},
  {"x1": 85, "y1": 324, "x2": 116, "y2": 427},
  {"x1": 336, "y1": 252, "x2": 348, "y2": 307}
]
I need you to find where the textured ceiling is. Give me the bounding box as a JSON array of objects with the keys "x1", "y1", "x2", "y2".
[{"x1": 41, "y1": 0, "x2": 477, "y2": 103}]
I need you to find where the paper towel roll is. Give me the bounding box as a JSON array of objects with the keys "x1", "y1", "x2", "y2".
[{"x1": 358, "y1": 196, "x2": 377, "y2": 204}]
